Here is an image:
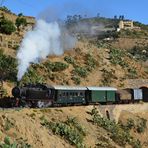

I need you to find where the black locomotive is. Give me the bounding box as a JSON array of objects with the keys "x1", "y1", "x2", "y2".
[{"x1": 11, "y1": 83, "x2": 148, "y2": 108}]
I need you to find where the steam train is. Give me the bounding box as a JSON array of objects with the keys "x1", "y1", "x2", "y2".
[{"x1": 12, "y1": 83, "x2": 148, "y2": 108}]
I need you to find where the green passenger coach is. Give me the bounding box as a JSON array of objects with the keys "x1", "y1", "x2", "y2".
[
  {"x1": 52, "y1": 86, "x2": 87, "y2": 105},
  {"x1": 86, "y1": 87, "x2": 117, "y2": 103}
]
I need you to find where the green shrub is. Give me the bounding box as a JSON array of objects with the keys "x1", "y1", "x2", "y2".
[
  {"x1": 129, "y1": 45, "x2": 148, "y2": 62},
  {"x1": 44, "y1": 61, "x2": 68, "y2": 72},
  {"x1": 43, "y1": 61, "x2": 54, "y2": 72},
  {"x1": 0, "y1": 136, "x2": 31, "y2": 148},
  {"x1": 0, "y1": 18, "x2": 16, "y2": 34},
  {"x1": 125, "y1": 118, "x2": 135, "y2": 130},
  {"x1": 0, "y1": 6, "x2": 11, "y2": 13},
  {"x1": 52, "y1": 62, "x2": 69, "y2": 72},
  {"x1": 73, "y1": 66, "x2": 88, "y2": 78},
  {"x1": 85, "y1": 53, "x2": 97, "y2": 71},
  {"x1": 15, "y1": 17, "x2": 27, "y2": 30},
  {"x1": 64, "y1": 56, "x2": 75, "y2": 65},
  {"x1": 21, "y1": 67, "x2": 45, "y2": 84},
  {"x1": 4, "y1": 118, "x2": 14, "y2": 131},
  {"x1": 71, "y1": 76, "x2": 81, "y2": 84},
  {"x1": 41, "y1": 117, "x2": 86, "y2": 148},
  {"x1": 0, "y1": 49, "x2": 17, "y2": 81},
  {"x1": 90, "y1": 108, "x2": 142, "y2": 147},
  {"x1": 127, "y1": 68, "x2": 138, "y2": 79},
  {"x1": 136, "y1": 118, "x2": 147, "y2": 133},
  {"x1": 109, "y1": 48, "x2": 128, "y2": 67},
  {"x1": 101, "y1": 68, "x2": 116, "y2": 86}
]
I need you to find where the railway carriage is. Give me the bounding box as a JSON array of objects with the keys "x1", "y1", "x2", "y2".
[
  {"x1": 86, "y1": 87, "x2": 117, "y2": 104},
  {"x1": 51, "y1": 85, "x2": 87, "y2": 105}
]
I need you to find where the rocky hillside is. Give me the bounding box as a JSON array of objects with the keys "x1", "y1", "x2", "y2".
[
  {"x1": 0, "y1": 104, "x2": 148, "y2": 148},
  {"x1": 0, "y1": 8, "x2": 147, "y2": 96},
  {"x1": 0, "y1": 8, "x2": 148, "y2": 148}
]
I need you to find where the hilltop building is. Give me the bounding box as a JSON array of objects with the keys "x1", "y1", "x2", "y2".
[{"x1": 118, "y1": 20, "x2": 140, "y2": 30}]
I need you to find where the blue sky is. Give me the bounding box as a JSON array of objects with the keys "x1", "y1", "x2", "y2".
[{"x1": 2, "y1": 0, "x2": 148, "y2": 24}]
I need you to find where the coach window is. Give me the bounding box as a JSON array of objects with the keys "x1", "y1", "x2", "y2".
[
  {"x1": 75, "y1": 92, "x2": 78, "y2": 96},
  {"x1": 63, "y1": 92, "x2": 66, "y2": 97},
  {"x1": 58, "y1": 91, "x2": 61, "y2": 97},
  {"x1": 70, "y1": 92, "x2": 72, "y2": 96},
  {"x1": 66, "y1": 92, "x2": 69, "y2": 97},
  {"x1": 80, "y1": 92, "x2": 83, "y2": 96}
]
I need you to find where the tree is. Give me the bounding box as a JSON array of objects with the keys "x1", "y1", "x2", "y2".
[
  {"x1": 18, "y1": 13, "x2": 23, "y2": 17},
  {"x1": 0, "y1": 18, "x2": 16, "y2": 34},
  {"x1": 15, "y1": 17, "x2": 27, "y2": 30},
  {"x1": 114, "y1": 15, "x2": 117, "y2": 20},
  {"x1": 97, "y1": 13, "x2": 100, "y2": 18}
]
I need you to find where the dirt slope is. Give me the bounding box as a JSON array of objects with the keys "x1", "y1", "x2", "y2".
[{"x1": 0, "y1": 104, "x2": 148, "y2": 147}]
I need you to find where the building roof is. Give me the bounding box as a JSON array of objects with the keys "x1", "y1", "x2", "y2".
[{"x1": 86, "y1": 86, "x2": 117, "y2": 91}]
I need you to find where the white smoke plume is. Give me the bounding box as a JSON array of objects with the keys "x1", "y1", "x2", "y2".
[{"x1": 17, "y1": 19, "x2": 76, "y2": 81}]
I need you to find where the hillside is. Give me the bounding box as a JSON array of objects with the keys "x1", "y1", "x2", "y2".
[
  {"x1": 0, "y1": 8, "x2": 148, "y2": 148},
  {"x1": 0, "y1": 104, "x2": 148, "y2": 148},
  {"x1": 0, "y1": 10, "x2": 147, "y2": 96}
]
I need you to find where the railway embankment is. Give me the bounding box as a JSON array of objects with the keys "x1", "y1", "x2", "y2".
[{"x1": 0, "y1": 104, "x2": 148, "y2": 147}]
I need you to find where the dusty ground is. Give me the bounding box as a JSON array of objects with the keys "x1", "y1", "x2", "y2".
[{"x1": 0, "y1": 104, "x2": 148, "y2": 147}]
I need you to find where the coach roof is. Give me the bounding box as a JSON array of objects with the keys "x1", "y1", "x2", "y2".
[
  {"x1": 51, "y1": 85, "x2": 87, "y2": 90},
  {"x1": 87, "y1": 86, "x2": 117, "y2": 91}
]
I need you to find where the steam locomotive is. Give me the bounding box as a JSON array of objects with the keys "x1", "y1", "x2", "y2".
[{"x1": 12, "y1": 83, "x2": 148, "y2": 108}]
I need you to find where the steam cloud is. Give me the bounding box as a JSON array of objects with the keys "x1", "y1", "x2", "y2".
[{"x1": 17, "y1": 19, "x2": 76, "y2": 81}]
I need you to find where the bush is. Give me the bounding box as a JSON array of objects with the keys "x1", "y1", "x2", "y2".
[
  {"x1": 136, "y1": 118, "x2": 147, "y2": 133},
  {"x1": 129, "y1": 45, "x2": 148, "y2": 62},
  {"x1": 4, "y1": 118, "x2": 14, "y2": 131},
  {"x1": 0, "y1": 49, "x2": 17, "y2": 81},
  {"x1": 101, "y1": 68, "x2": 116, "y2": 86},
  {"x1": 21, "y1": 66, "x2": 45, "y2": 84},
  {"x1": 90, "y1": 108, "x2": 142, "y2": 147},
  {"x1": 109, "y1": 48, "x2": 128, "y2": 67},
  {"x1": 71, "y1": 76, "x2": 81, "y2": 84},
  {"x1": 0, "y1": 136, "x2": 31, "y2": 148},
  {"x1": 73, "y1": 66, "x2": 88, "y2": 78},
  {"x1": 127, "y1": 68, "x2": 138, "y2": 79},
  {"x1": 41, "y1": 116, "x2": 86, "y2": 148},
  {"x1": 15, "y1": 17, "x2": 27, "y2": 30},
  {"x1": 44, "y1": 61, "x2": 68, "y2": 72},
  {"x1": 0, "y1": 18, "x2": 16, "y2": 34},
  {"x1": 52, "y1": 62, "x2": 69, "y2": 72},
  {"x1": 85, "y1": 53, "x2": 97, "y2": 71},
  {"x1": 0, "y1": 6, "x2": 11, "y2": 13},
  {"x1": 64, "y1": 56, "x2": 75, "y2": 65}
]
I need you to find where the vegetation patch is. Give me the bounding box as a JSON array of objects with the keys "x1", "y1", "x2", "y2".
[
  {"x1": 101, "y1": 68, "x2": 117, "y2": 86},
  {"x1": 40, "y1": 116, "x2": 86, "y2": 148},
  {"x1": 109, "y1": 48, "x2": 138, "y2": 79},
  {"x1": 4, "y1": 118, "x2": 15, "y2": 131},
  {"x1": 129, "y1": 45, "x2": 148, "y2": 62},
  {"x1": 43, "y1": 61, "x2": 69, "y2": 72},
  {"x1": 71, "y1": 76, "x2": 81, "y2": 85},
  {"x1": 64, "y1": 56, "x2": 75, "y2": 65},
  {"x1": 0, "y1": 136, "x2": 31, "y2": 148},
  {"x1": 20, "y1": 66, "x2": 45, "y2": 84},
  {"x1": 89, "y1": 108, "x2": 143, "y2": 148},
  {"x1": 73, "y1": 66, "x2": 88, "y2": 78},
  {"x1": 0, "y1": 17, "x2": 16, "y2": 35},
  {"x1": 85, "y1": 53, "x2": 97, "y2": 71},
  {"x1": 0, "y1": 49, "x2": 17, "y2": 81}
]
